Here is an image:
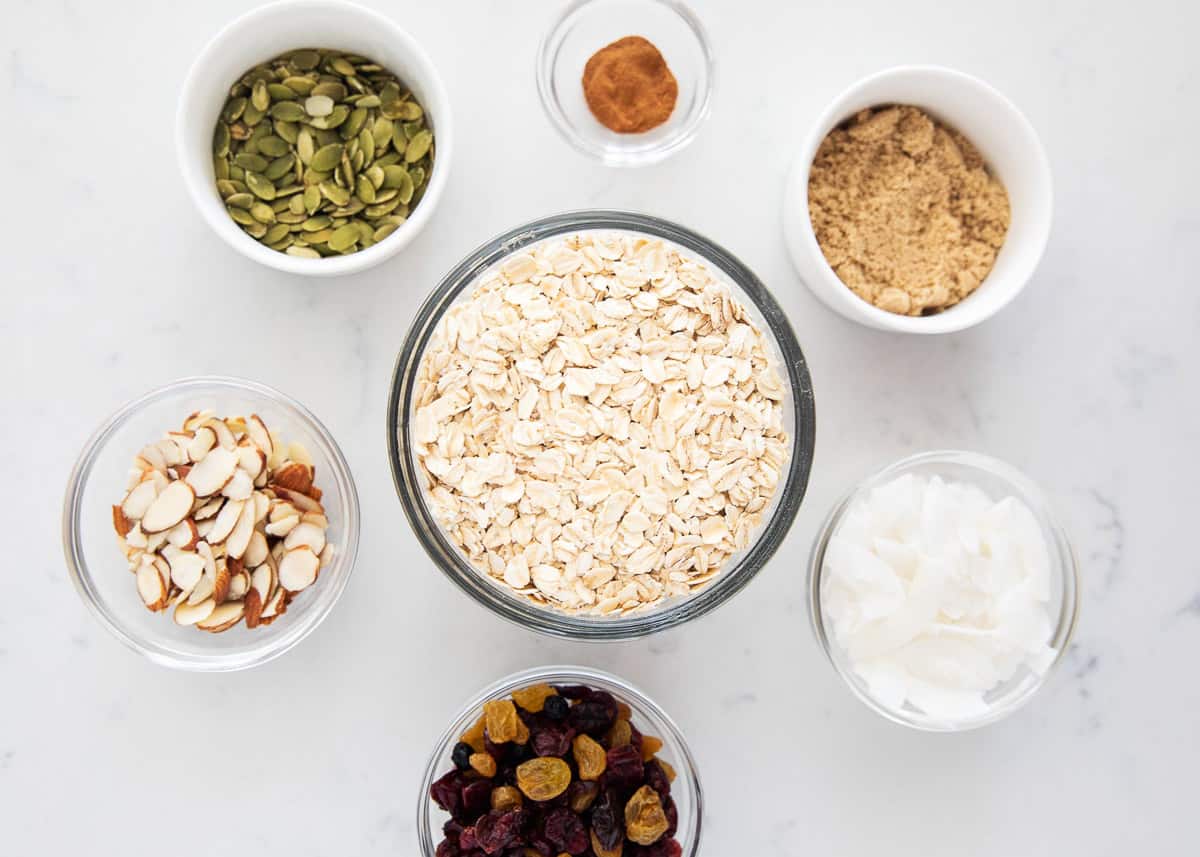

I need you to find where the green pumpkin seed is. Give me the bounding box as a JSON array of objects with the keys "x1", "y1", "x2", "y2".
[
  {"x1": 359, "y1": 127, "x2": 375, "y2": 164},
  {"x1": 405, "y1": 130, "x2": 433, "y2": 163},
  {"x1": 227, "y1": 205, "x2": 255, "y2": 225},
  {"x1": 288, "y1": 194, "x2": 307, "y2": 215},
  {"x1": 273, "y1": 119, "x2": 299, "y2": 144},
  {"x1": 381, "y1": 165, "x2": 408, "y2": 189},
  {"x1": 234, "y1": 152, "x2": 269, "y2": 172},
  {"x1": 287, "y1": 245, "x2": 321, "y2": 258},
  {"x1": 289, "y1": 50, "x2": 321, "y2": 70},
  {"x1": 365, "y1": 197, "x2": 401, "y2": 218},
  {"x1": 229, "y1": 165, "x2": 246, "y2": 181},
  {"x1": 214, "y1": 157, "x2": 231, "y2": 181},
  {"x1": 356, "y1": 94, "x2": 381, "y2": 108},
  {"x1": 311, "y1": 143, "x2": 344, "y2": 172},
  {"x1": 365, "y1": 164, "x2": 385, "y2": 190},
  {"x1": 311, "y1": 81, "x2": 347, "y2": 101},
  {"x1": 267, "y1": 83, "x2": 297, "y2": 102},
  {"x1": 329, "y1": 56, "x2": 356, "y2": 77},
  {"x1": 243, "y1": 221, "x2": 268, "y2": 239},
  {"x1": 249, "y1": 202, "x2": 276, "y2": 223},
  {"x1": 270, "y1": 101, "x2": 306, "y2": 122},
  {"x1": 373, "y1": 222, "x2": 399, "y2": 242},
  {"x1": 324, "y1": 104, "x2": 351, "y2": 129},
  {"x1": 303, "y1": 185, "x2": 322, "y2": 214},
  {"x1": 225, "y1": 192, "x2": 254, "y2": 209},
  {"x1": 242, "y1": 101, "x2": 265, "y2": 126},
  {"x1": 401, "y1": 121, "x2": 423, "y2": 141},
  {"x1": 265, "y1": 153, "x2": 295, "y2": 180},
  {"x1": 327, "y1": 223, "x2": 359, "y2": 252},
  {"x1": 408, "y1": 166, "x2": 425, "y2": 188},
  {"x1": 356, "y1": 174, "x2": 377, "y2": 204},
  {"x1": 213, "y1": 123, "x2": 231, "y2": 157},
  {"x1": 305, "y1": 228, "x2": 333, "y2": 243},
  {"x1": 258, "y1": 135, "x2": 290, "y2": 157},
  {"x1": 283, "y1": 75, "x2": 316, "y2": 96},
  {"x1": 222, "y1": 97, "x2": 247, "y2": 122},
  {"x1": 245, "y1": 172, "x2": 276, "y2": 200},
  {"x1": 319, "y1": 181, "x2": 351, "y2": 206},
  {"x1": 276, "y1": 211, "x2": 307, "y2": 224},
  {"x1": 341, "y1": 106, "x2": 368, "y2": 140},
  {"x1": 395, "y1": 101, "x2": 423, "y2": 121},
  {"x1": 251, "y1": 79, "x2": 270, "y2": 112},
  {"x1": 295, "y1": 128, "x2": 316, "y2": 165},
  {"x1": 301, "y1": 215, "x2": 332, "y2": 231}
]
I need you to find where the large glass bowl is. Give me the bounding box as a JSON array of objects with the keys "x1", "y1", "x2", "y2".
[
  {"x1": 418, "y1": 665, "x2": 702, "y2": 857},
  {"x1": 387, "y1": 211, "x2": 815, "y2": 640},
  {"x1": 808, "y1": 450, "x2": 1080, "y2": 731},
  {"x1": 62, "y1": 376, "x2": 360, "y2": 671}
]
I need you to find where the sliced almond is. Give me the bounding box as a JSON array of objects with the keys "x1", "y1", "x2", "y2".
[
  {"x1": 112, "y1": 505, "x2": 133, "y2": 537},
  {"x1": 125, "y1": 523, "x2": 148, "y2": 550},
  {"x1": 196, "y1": 540, "x2": 217, "y2": 577},
  {"x1": 250, "y1": 563, "x2": 274, "y2": 602},
  {"x1": 225, "y1": 498, "x2": 256, "y2": 560},
  {"x1": 243, "y1": 530, "x2": 269, "y2": 568},
  {"x1": 260, "y1": 586, "x2": 286, "y2": 620},
  {"x1": 207, "y1": 498, "x2": 245, "y2": 544},
  {"x1": 271, "y1": 462, "x2": 314, "y2": 495},
  {"x1": 136, "y1": 561, "x2": 167, "y2": 611},
  {"x1": 319, "y1": 542, "x2": 334, "y2": 569},
  {"x1": 187, "y1": 426, "x2": 217, "y2": 462},
  {"x1": 175, "y1": 597, "x2": 215, "y2": 626},
  {"x1": 287, "y1": 442, "x2": 313, "y2": 467},
  {"x1": 145, "y1": 529, "x2": 169, "y2": 553},
  {"x1": 212, "y1": 563, "x2": 231, "y2": 604},
  {"x1": 156, "y1": 438, "x2": 186, "y2": 467},
  {"x1": 196, "y1": 518, "x2": 215, "y2": 539},
  {"x1": 166, "y1": 549, "x2": 204, "y2": 592},
  {"x1": 166, "y1": 519, "x2": 199, "y2": 550},
  {"x1": 185, "y1": 446, "x2": 239, "y2": 497},
  {"x1": 222, "y1": 467, "x2": 254, "y2": 501},
  {"x1": 140, "y1": 480, "x2": 196, "y2": 533},
  {"x1": 284, "y1": 521, "x2": 326, "y2": 555},
  {"x1": 273, "y1": 487, "x2": 324, "y2": 515},
  {"x1": 252, "y1": 491, "x2": 269, "y2": 523},
  {"x1": 205, "y1": 418, "x2": 236, "y2": 451},
  {"x1": 121, "y1": 480, "x2": 159, "y2": 521},
  {"x1": 301, "y1": 512, "x2": 329, "y2": 529},
  {"x1": 187, "y1": 570, "x2": 215, "y2": 605},
  {"x1": 197, "y1": 599, "x2": 245, "y2": 632},
  {"x1": 152, "y1": 555, "x2": 172, "y2": 591},
  {"x1": 264, "y1": 514, "x2": 300, "y2": 537},
  {"x1": 237, "y1": 442, "x2": 266, "y2": 479},
  {"x1": 278, "y1": 547, "x2": 319, "y2": 593},
  {"x1": 193, "y1": 496, "x2": 224, "y2": 521},
  {"x1": 139, "y1": 443, "x2": 168, "y2": 472},
  {"x1": 228, "y1": 570, "x2": 250, "y2": 601},
  {"x1": 182, "y1": 409, "x2": 215, "y2": 433},
  {"x1": 243, "y1": 587, "x2": 264, "y2": 629},
  {"x1": 246, "y1": 414, "x2": 273, "y2": 456}
]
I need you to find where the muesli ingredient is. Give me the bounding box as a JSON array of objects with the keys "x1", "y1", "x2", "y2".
[
  {"x1": 821, "y1": 472, "x2": 1056, "y2": 720},
  {"x1": 111, "y1": 410, "x2": 333, "y2": 632},
  {"x1": 430, "y1": 683, "x2": 681, "y2": 856},
  {"x1": 213, "y1": 48, "x2": 433, "y2": 257},
  {"x1": 583, "y1": 36, "x2": 678, "y2": 133},
  {"x1": 412, "y1": 232, "x2": 790, "y2": 616},
  {"x1": 808, "y1": 105, "x2": 1010, "y2": 315}
]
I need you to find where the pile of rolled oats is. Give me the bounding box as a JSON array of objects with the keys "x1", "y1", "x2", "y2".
[{"x1": 412, "y1": 232, "x2": 789, "y2": 615}]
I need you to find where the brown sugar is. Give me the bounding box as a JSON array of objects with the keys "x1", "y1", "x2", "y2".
[
  {"x1": 582, "y1": 36, "x2": 678, "y2": 134},
  {"x1": 807, "y1": 105, "x2": 1011, "y2": 316}
]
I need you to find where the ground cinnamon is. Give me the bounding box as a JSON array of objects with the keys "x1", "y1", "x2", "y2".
[{"x1": 582, "y1": 36, "x2": 677, "y2": 133}]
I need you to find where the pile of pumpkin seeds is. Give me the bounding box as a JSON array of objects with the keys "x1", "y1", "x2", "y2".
[{"x1": 212, "y1": 48, "x2": 434, "y2": 258}]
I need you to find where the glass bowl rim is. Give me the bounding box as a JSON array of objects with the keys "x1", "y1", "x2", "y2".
[
  {"x1": 416, "y1": 664, "x2": 703, "y2": 857},
  {"x1": 806, "y1": 448, "x2": 1081, "y2": 731},
  {"x1": 62, "y1": 374, "x2": 361, "y2": 672},
  {"x1": 535, "y1": 0, "x2": 716, "y2": 166},
  {"x1": 386, "y1": 209, "x2": 816, "y2": 641}
]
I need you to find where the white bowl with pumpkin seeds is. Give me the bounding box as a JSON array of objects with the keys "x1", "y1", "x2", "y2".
[{"x1": 177, "y1": 0, "x2": 452, "y2": 276}]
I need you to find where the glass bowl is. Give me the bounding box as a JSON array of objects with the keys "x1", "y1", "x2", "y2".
[
  {"x1": 62, "y1": 376, "x2": 360, "y2": 671},
  {"x1": 387, "y1": 210, "x2": 815, "y2": 640},
  {"x1": 418, "y1": 665, "x2": 702, "y2": 857},
  {"x1": 537, "y1": 0, "x2": 714, "y2": 166},
  {"x1": 807, "y1": 450, "x2": 1080, "y2": 731}
]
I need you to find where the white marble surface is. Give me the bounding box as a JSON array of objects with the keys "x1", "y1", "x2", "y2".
[{"x1": 3, "y1": 0, "x2": 1197, "y2": 853}]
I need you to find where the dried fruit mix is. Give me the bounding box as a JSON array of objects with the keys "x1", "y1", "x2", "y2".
[
  {"x1": 111, "y1": 410, "x2": 334, "y2": 633},
  {"x1": 430, "y1": 682, "x2": 682, "y2": 856}
]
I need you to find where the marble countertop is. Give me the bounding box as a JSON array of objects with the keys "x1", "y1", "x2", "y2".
[{"x1": 3, "y1": 0, "x2": 1197, "y2": 853}]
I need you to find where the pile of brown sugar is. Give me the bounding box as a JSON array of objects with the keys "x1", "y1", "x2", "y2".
[{"x1": 807, "y1": 105, "x2": 1011, "y2": 316}]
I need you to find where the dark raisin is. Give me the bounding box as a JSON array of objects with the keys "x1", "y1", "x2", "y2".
[
  {"x1": 431, "y1": 770, "x2": 465, "y2": 815},
  {"x1": 638, "y1": 839, "x2": 683, "y2": 857},
  {"x1": 452, "y1": 741, "x2": 475, "y2": 771},
  {"x1": 604, "y1": 744, "x2": 644, "y2": 790},
  {"x1": 568, "y1": 699, "x2": 617, "y2": 735},
  {"x1": 567, "y1": 779, "x2": 599, "y2": 813},
  {"x1": 590, "y1": 788, "x2": 623, "y2": 851},
  {"x1": 531, "y1": 726, "x2": 574, "y2": 757},
  {"x1": 461, "y1": 779, "x2": 493, "y2": 820},
  {"x1": 663, "y1": 796, "x2": 678, "y2": 838},
  {"x1": 443, "y1": 819, "x2": 466, "y2": 838},
  {"x1": 554, "y1": 685, "x2": 594, "y2": 700},
  {"x1": 435, "y1": 839, "x2": 461, "y2": 857},
  {"x1": 542, "y1": 807, "x2": 588, "y2": 855},
  {"x1": 543, "y1": 694, "x2": 570, "y2": 721}
]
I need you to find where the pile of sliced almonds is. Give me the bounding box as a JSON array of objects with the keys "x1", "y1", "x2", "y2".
[{"x1": 112, "y1": 410, "x2": 334, "y2": 633}]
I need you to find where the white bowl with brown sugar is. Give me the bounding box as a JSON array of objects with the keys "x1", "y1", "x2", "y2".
[{"x1": 782, "y1": 65, "x2": 1052, "y2": 334}]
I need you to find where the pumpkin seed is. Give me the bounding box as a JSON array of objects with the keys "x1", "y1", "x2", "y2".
[
  {"x1": 311, "y1": 143, "x2": 344, "y2": 172},
  {"x1": 405, "y1": 130, "x2": 433, "y2": 163},
  {"x1": 395, "y1": 101, "x2": 423, "y2": 121},
  {"x1": 265, "y1": 154, "x2": 295, "y2": 181},
  {"x1": 258, "y1": 135, "x2": 290, "y2": 157},
  {"x1": 249, "y1": 202, "x2": 276, "y2": 223},
  {"x1": 283, "y1": 76, "x2": 316, "y2": 96},
  {"x1": 356, "y1": 174, "x2": 377, "y2": 204},
  {"x1": 213, "y1": 123, "x2": 231, "y2": 157},
  {"x1": 234, "y1": 152, "x2": 269, "y2": 172},
  {"x1": 225, "y1": 192, "x2": 254, "y2": 209},
  {"x1": 303, "y1": 185, "x2": 322, "y2": 214},
  {"x1": 319, "y1": 181, "x2": 351, "y2": 207},
  {"x1": 289, "y1": 50, "x2": 321, "y2": 70},
  {"x1": 287, "y1": 245, "x2": 321, "y2": 258},
  {"x1": 273, "y1": 119, "x2": 299, "y2": 144},
  {"x1": 222, "y1": 97, "x2": 247, "y2": 123},
  {"x1": 373, "y1": 222, "x2": 399, "y2": 242},
  {"x1": 251, "y1": 79, "x2": 270, "y2": 112},
  {"x1": 267, "y1": 82, "x2": 297, "y2": 101},
  {"x1": 270, "y1": 101, "x2": 306, "y2": 122},
  {"x1": 245, "y1": 172, "x2": 276, "y2": 201},
  {"x1": 330, "y1": 56, "x2": 356, "y2": 76},
  {"x1": 243, "y1": 221, "x2": 268, "y2": 239},
  {"x1": 327, "y1": 223, "x2": 359, "y2": 252},
  {"x1": 242, "y1": 101, "x2": 265, "y2": 126},
  {"x1": 227, "y1": 205, "x2": 255, "y2": 225}
]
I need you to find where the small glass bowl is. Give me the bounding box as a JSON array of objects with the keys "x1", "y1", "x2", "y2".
[
  {"x1": 418, "y1": 665, "x2": 702, "y2": 857},
  {"x1": 537, "y1": 0, "x2": 714, "y2": 166},
  {"x1": 62, "y1": 376, "x2": 360, "y2": 671},
  {"x1": 387, "y1": 210, "x2": 816, "y2": 640},
  {"x1": 808, "y1": 450, "x2": 1080, "y2": 731}
]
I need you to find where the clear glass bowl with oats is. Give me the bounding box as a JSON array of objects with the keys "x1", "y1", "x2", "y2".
[{"x1": 388, "y1": 211, "x2": 815, "y2": 639}]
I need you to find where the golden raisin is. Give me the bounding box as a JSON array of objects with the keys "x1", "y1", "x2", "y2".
[
  {"x1": 515, "y1": 757, "x2": 572, "y2": 801},
  {"x1": 572, "y1": 733, "x2": 607, "y2": 781},
  {"x1": 514, "y1": 715, "x2": 531, "y2": 745},
  {"x1": 616, "y1": 701, "x2": 632, "y2": 721},
  {"x1": 460, "y1": 714, "x2": 487, "y2": 753},
  {"x1": 490, "y1": 785, "x2": 523, "y2": 812},
  {"x1": 655, "y1": 758, "x2": 676, "y2": 783},
  {"x1": 624, "y1": 784, "x2": 669, "y2": 845},
  {"x1": 511, "y1": 683, "x2": 558, "y2": 713},
  {"x1": 469, "y1": 752, "x2": 497, "y2": 778},
  {"x1": 484, "y1": 699, "x2": 520, "y2": 743},
  {"x1": 640, "y1": 734, "x2": 664, "y2": 761},
  {"x1": 591, "y1": 829, "x2": 624, "y2": 857},
  {"x1": 605, "y1": 718, "x2": 632, "y2": 748}
]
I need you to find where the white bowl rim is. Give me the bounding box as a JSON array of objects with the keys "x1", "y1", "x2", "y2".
[
  {"x1": 175, "y1": 0, "x2": 454, "y2": 277},
  {"x1": 788, "y1": 64, "x2": 1053, "y2": 334}
]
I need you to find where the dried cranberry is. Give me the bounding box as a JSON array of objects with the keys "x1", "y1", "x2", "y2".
[
  {"x1": 590, "y1": 789, "x2": 623, "y2": 851},
  {"x1": 543, "y1": 694, "x2": 570, "y2": 720},
  {"x1": 531, "y1": 726, "x2": 573, "y2": 757},
  {"x1": 542, "y1": 807, "x2": 588, "y2": 854},
  {"x1": 461, "y1": 779, "x2": 493, "y2": 819},
  {"x1": 638, "y1": 839, "x2": 683, "y2": 857},
  {"x1": 459, "y1": 826, "x2": 479, "y2": 851},
  {"x1": 662, "y1": 796, "x2": 678, "y2": 837},
  {"x1": 604, "y1": 744, "x2": 644, "y2": 789},
  {"x1": 431, "y1": 770, "x2": 465, "y2": 815},
  {"x1": 443, "y1": 819, "x2": 466, "y2": 838},
  {"x1": 644, "y1": 760, "x2": 671, "y2": 797},
  {"x1": 475, "y1": 810, "x2": 522, "y2": 854},
  {"x1": 554, "y1": 685, "x2": 594, "y2": 700}
]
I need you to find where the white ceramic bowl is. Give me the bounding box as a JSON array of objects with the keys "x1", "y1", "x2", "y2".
[
  {"x1": 782, "y1": 65, "x2": 1052, "y2": 333},
  {"x1": 176, "y1": 0, "x2": 453, "y2": 277}
]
